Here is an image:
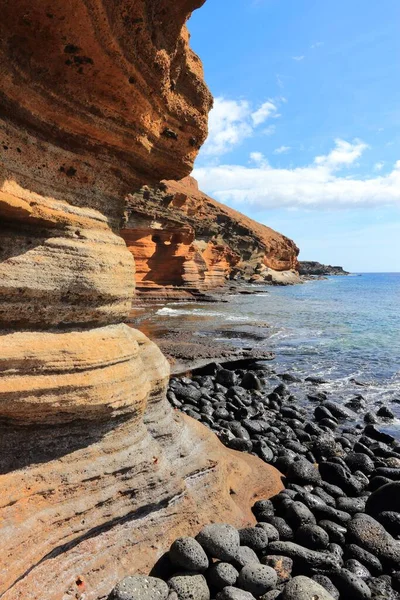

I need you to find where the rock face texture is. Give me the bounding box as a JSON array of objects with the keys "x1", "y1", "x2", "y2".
[
  {"x1": 122, "y1": 177, "x2": 300, "y2": 299},
  {"x1": 0, "y1": 2, "x2": 283, "y2": 599},
  {"x1": 298, "y1": 262, "x2": 350, "y2": 276}
]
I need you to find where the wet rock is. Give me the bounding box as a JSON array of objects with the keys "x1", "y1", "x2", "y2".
[
  {"x1": 196, "y1": 524, "x2": 240, "y2": 561},
  {"x1": 111, "y1": 576, "x2": 169, "y2": 600},
  {"x1": 305, "y1": 377, "x2": 328, "y2": 385},
  {"x1": 241, "y1": 372, "x2": 262, "y2": 391},
  {"x1": 364, "y1": 425, "x2": 395, "y2": 445},
  {"x1": 377, "y1": 406, "x2": 395, "y2": 419},
  {"x1": 237, "y1": 564, "x2": 278, "y2": 596},
  {"x1": 282, "y1": 576, "x2": 337, "y2": 600},
  {"x1": 169, "y1": 537, "x2": 209, "y2": 572},
  {"x1": 168, "y1": 573, "x2": 210, "y2": 600},
  {"x1": 216, "y1": 369, "x2": 237, "y2": 387},
  {"x1": 207, "y1": 562, "x2": 239, "y2": 590}
]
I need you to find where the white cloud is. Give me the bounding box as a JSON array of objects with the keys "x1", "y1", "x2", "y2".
[
  {"x1": 201, "y1": 97, "x2": 281, "y2": 157},
  {"x1": 292, "y1": 55, "x2": 305, "y2": 61},
  {"x1": 193, "y1": 139, "x2": 400, "y2": 210},
  {"x1": 274, "y1": 145, "x2": 291, "y2": 154},
  {"x1": 262, "y1": 125, "x2": 276, "y2": 136},
  {"x1": 374, "y1": 161, "x2": 384, "y2": 171},
  {"x1": 251, "y1": 101, "x2": 278, "y2": 126},
  {"x1": 311, "y1": 42, "x2": 324, "y2": 49}
]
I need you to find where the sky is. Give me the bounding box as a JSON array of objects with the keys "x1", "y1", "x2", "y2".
[{"x1": 188, "y1": 0, "x2": 400, "y2": 272}]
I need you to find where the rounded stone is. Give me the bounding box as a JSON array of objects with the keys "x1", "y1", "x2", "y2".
[
  {"x1": 282, "y1": 576, "x2": 337, "y2": 600},
  {"x1": 286, "y1": 457, "x2": 321, "y2": 485},
  {"x1": 111, "y1": 576, "x2": 169, "y2": 600},
  {"x1": 256, "y1": 522, "x2": 280, "y2": 542},
  {"x1": 168, "y1": 573, "x2": 210, "y2": 600},
  {"x1": 331, "y1": 569, "x2": 372, "y2": 599},
  {"x1": 196, "y1": 523, "x2": 240, "y2": 561},
  {"x1": 207, "y1": 562, "x2": 239, "y2": 590},
  {"x1": 216, "y1": 587, "x2": 256, "y2": 600},
  {"x1": 231, "y1": 546, "x2": 260, "y2": 569},
  {"x1": 237, "y1": 564, "x2": 278, "y2": 596},
  {"x1": 239, "y1": 527, "x2": 269, "y2": 551},
  {"x1": 312, "y1": 575, "x2": 340, "y2": 600},
  {"x1": 261, "y1": 554, "x2": 293, "y2": 583},
  {"x1": 366, "y1": 481, "x2": 400, "y2": 516},
  {"x1": 169, "y1": 537, "x2": 209, "y2": 572},
  {"x1": 295, "y1": 524, "x2": 330, "y2": 550},
  {"x1": 347, "y1": 513, "x2": 400, "y2": 568}
]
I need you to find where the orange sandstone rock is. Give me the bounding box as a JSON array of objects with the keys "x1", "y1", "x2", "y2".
[
  {"x1": 122, "y1": 177, "x2": 299, "y2": 299},
  {"x1": 0, "y1": 2, "x2": 283, "y2": 600}
]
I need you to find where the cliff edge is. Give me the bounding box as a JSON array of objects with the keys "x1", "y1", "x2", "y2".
[
  {"x1": 122, "y1": 176, "x2": 300, "y2": 300},
  {"x1": 0, "y1": 2, "x2": 282, "y2": 599}
]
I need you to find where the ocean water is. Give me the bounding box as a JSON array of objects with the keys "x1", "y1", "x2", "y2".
[{"x1": 133, "y1": 273, "x2": 400, "y2": 436}]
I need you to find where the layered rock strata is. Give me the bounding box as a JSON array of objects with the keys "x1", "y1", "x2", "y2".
[
  {"x1": 0, "y1": 2, "x2": 282, "y2": 599},
  {"x1": 122, "y1": 177, "x2": 300, "y2": 300}
]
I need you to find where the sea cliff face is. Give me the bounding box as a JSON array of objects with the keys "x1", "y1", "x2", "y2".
[
  {"x1": 122, "y1": 176, "x2": 300, "y2": 299},
  {"x1": 0, "y1": 2, "x2": 282, "y2": 599}
]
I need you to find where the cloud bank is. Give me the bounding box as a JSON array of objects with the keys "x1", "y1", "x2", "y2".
[{"x1": 194, "y1": 139, "x2": 400, "y2": 210}]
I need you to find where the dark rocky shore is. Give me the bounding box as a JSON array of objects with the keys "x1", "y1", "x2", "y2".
[{"x1": 110, "y1": 362, "x2": 400, "y2": 600}]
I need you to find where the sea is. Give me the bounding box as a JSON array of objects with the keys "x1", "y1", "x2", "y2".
[{"x1": 131, "y1": 273, "x2": 400, "y2": 437}]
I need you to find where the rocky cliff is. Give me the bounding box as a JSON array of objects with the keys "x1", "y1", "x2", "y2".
[
  {"x1": 299, "y1": 261, "x2": 350, "y2": 276},
  {"x1": 0, "y1": 2, "x2": 282, "y2": 599},
  {"x1": 122, "y1": 177, "x2": 300, "y2": 299}
]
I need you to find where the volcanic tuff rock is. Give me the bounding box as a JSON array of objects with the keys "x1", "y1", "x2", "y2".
[
  {"x1": 298, "y1": 262, "x2": 349, "y2": 276},
  {"x1": 0, "y1": 2, "x2": 283, "y2": 599},
  {"x1": 122, "y1": 177, "x2": 300, "y2": 299}
]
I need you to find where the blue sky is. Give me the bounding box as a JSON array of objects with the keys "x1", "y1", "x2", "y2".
[{"x1": 189, "y1": 0, "x2": 400, "y2": 271}]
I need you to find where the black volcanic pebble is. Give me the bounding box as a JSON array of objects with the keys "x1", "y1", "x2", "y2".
[
  {"x1": 318, "y1": 519, "x2": 347, "y2": 545},
  {"x1": 239, "y1": 527, "x2": 269, "y2": 551},
  {"x1": 377, "y1": 511, "x2": 400, "y2": 536},
  {"x1": 253, "y1": 499, "x2": 275, "y2": 520},
  {"x1": 319, "y1": 462, "x2": 365, "y2": 496},
  {"x1": 169, "y1": 537, "x2": 209, "y2": 571},
  {"x1": 286, "y1": 457, "x2": 321, "y2": 485},
  {"x1": 347, "y1": 513, "x2": 400, "y2": 568},
  {"x1": 110, "y1": 576, "x2": 169, "y2": 600},
  {"x1": 344, "y1": 559, "x2": 371, "y2": 580},
  {"x1": 284, "y1": 501, "x2": 316, "y2": 528},
  {"x1": 344, "y1": 453, "x2": 375, "y2": 475},
  {"x1": 377, "y1": 405, "x2": 395, "y2": 418},
  {"x1": 345, "y1": 544, "x2": 383, "y2": 575},
  {"x1": 231, "y1": 546, "x2": 260, "y2": 569},
  {"x1": 207, "y1": 562, "x2": 239, "y2": 590},
  {"x1": 216, "y1": 368, "x2": 237, "y2": 387},
  {"x1": 295, "y1": 524, "x2": 330, "y2": 550},
  {"x1": 241, "y1": 372, "x2": 262, "y2": 391},
  {"x1": 168, "y1": 573, "x2": 210, "y2": 600},
  {"x1": 260, "y1": 516, "x2": 294, "y2": 541},
  {"x1": 336, "y1": 497, "x2": 366, "y2": 515},
  {"x1": 364, "y1": 424, "x2": 395, "y2": 444},
  {"x1": 282, "y1": 576, "x2": 337, "y2": 600},
  {"x1": 267, "y1": 541, "x2": 341, "y2": 572},
  {"x1": 236, "y1": 564, "x2": 278, "y2": 596},
  {"x1": 312, "y1": 575, "x2": 340, "y2": 600},
  {"x1": 216, "y1": 587, "x2": 256, "y2": 600},
  {"x1": 196, "y1": 524, "x2": 240, "y2": 561},
  {"x1": 256, "y1": 522, "x2": 280, "y2": 542},
  {"x1": 331, "y1": 568, "x2": 372, "y2": 599}
]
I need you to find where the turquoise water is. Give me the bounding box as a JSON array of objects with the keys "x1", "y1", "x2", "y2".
[{"x1": 144, "y1": 274, "x2": 400, "y2": 430}]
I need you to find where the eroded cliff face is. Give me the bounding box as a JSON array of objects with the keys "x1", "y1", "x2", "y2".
[
  {"x1": 122, "y1": 176, "x2": 300, "y2": 299},
  {"x1": 0, "y1": 2, "x2": 282, "y2": 599}
]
